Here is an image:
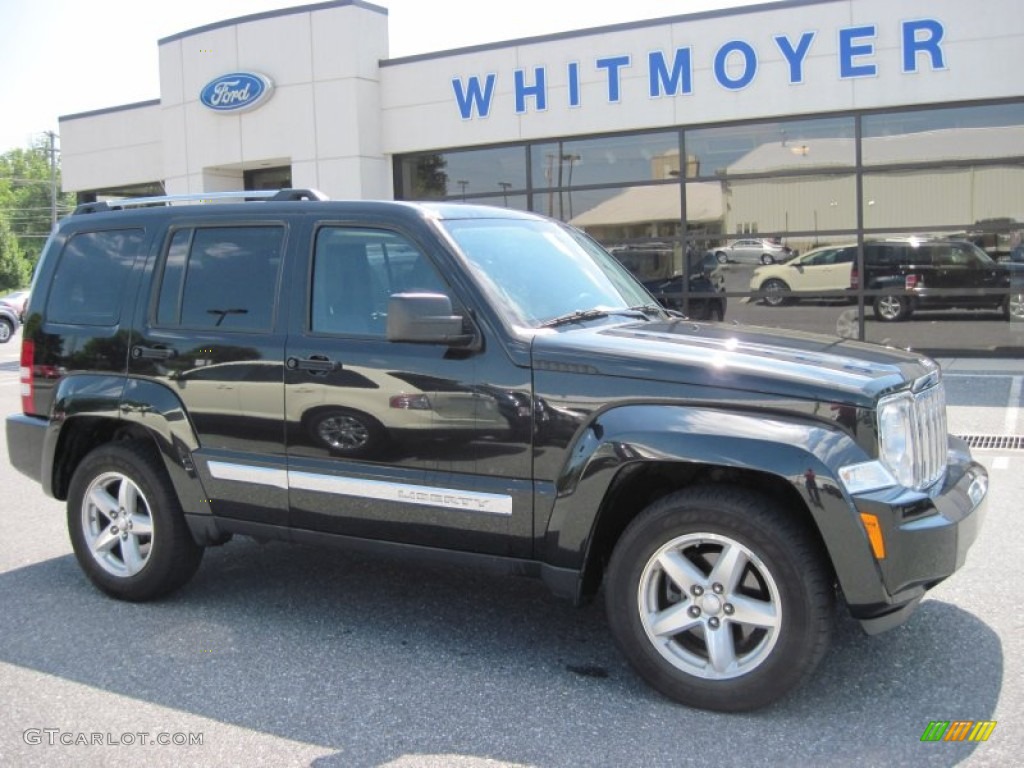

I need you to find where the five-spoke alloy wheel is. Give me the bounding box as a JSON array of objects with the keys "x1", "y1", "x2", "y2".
[
  {"x1": 606, "y1": 486, "x2": 834, "y2": 711},
  {"x1": 311, "y1": 409, "x2": 387, "y2": 458},
  {"x1": 67, "y1": 442, "x2": 203, "y2": 601},
  {"x1": 873, "y1": 293, "x2": 911, "y2": 322}
]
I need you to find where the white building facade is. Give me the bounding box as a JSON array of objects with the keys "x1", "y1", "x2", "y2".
[{"x1": 59, "y1": 0, "x2": 1024, "y2": 351}]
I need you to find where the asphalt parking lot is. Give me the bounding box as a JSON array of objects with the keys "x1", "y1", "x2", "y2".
[{"x1": 0, "y1": 324, "x2": 1021, "y2": 767}]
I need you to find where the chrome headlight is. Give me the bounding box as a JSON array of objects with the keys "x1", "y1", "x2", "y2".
[
  {"x1": 841, "y1": 378, "x2": 948, "y2": 495},
  {"x1": 877, "y1": 381, "x2": 948, "y2": 491}
]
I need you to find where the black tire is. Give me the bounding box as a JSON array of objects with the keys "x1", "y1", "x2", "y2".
[
  {"x1": 873, "y1": 294, "x2": 911, "y2": 322},
  {"x1": 67, "y1": 441, "x2": 203, "y2": 601},
  {"x1": 715, "y1": 252, "x2": 728, "y2": 264},
  {"x1": 605, "y1": 486, "x2": 834, "y2": 712},
  {"x1": 1005, "y1": 291, "x2": 1024, "y2": 321},
  {"x1": 760, "y1": 253, "x2": 776, "y2": 265},
  {"x1": 760, "y1": 278, "x2": 791, "y2": 307},
  {"x1": 0, "y1": 317, "x2": 13, "y2": 343},
  {"x1": 692, "y1": 301, "x2": 724, "y2": 321},
  {"x1": 310, "y1": 408, "x2": 388, "y2": 458}
]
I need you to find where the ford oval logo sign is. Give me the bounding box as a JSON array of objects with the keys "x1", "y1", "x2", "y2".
[{"x1": 200, "y1": 72, "x2": 274, "y2": 113}]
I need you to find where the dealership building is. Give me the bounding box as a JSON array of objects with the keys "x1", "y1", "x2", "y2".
[{"x1": 59, "y1": 0, "x2": 1023, "y2": 353}]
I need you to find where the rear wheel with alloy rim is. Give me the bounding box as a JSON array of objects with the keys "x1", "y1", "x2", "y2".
[
  {"x1": 760, "y1": 279, "x2": 791, "y2": 307},
  {"x1": 67, "y1": 441, "x2": 203, "y2": 601},
  {"x1": 605, "y1": 486, "x2": 834, "y2": 711},
  {"x1": 0, "y1": 317, "x2": 12, "y2": 343},
  {"x1": 311, "y1": 409, "x2": 387, "y2": 458},
  {"x1": 760, "y1": 254, "x2": 776, "y2": 265}
]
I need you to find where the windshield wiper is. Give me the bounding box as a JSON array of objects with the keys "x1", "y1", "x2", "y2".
[
  {"x1": 540, "y1": 309, "x2": 610, "y2": 328},
  {"x1": 628, "y1": 304, "x2": 664, "y2": 317},
  {"x1": 540, "y1": 307, "x2": 654, "y2": 329}
]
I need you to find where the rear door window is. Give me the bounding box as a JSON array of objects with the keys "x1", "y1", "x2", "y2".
[{"x1": 154, "y1": 226, "x2": 285, "y2": 332}]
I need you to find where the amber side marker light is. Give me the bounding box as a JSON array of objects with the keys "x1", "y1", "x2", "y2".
[{"x1": 860, "y1": 513, "x2": 886, "y2": 559}]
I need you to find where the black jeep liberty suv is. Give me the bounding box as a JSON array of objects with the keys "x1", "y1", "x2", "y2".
[{"x1": 6, "y1": 190, "x2": 988, "y2": 711}]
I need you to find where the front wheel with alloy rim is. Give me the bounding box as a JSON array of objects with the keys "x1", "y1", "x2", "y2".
[
  {"x1": 0, "y1": 317, "x2": 12, "y2": 343},
  {"x1": 873, "y1": 293, "x2": 912, "y2": 322},
  {"x1": 760, "y1": 278, "x2": 791, "y2": 307},
  {"x1": 605, "y1": 486, "x2": 834, "y2": 711},
  {"x1": 67, "y1": 441, "x2": 203, "y2": 601}
]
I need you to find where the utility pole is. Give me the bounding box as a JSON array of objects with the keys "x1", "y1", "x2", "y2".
[{"x1": 45, "y1": 131, "x2": 58, "y2": 231}]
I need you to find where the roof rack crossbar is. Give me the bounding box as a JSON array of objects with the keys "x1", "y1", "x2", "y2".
[{"x1": 72, "y1": 188, "x2": 329, "y2": 215}]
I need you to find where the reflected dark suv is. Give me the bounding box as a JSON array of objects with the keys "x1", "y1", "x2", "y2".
[{"x1": 852, "y1": 239, "x2": 1024, "y2": 322}]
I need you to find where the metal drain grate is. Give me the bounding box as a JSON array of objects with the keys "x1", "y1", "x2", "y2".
[{"x1": 955, "y1": 434, "x2": 1024, "y2": 451}]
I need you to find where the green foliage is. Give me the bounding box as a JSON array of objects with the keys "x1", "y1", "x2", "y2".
[
  {"x1": 409, "y1": 154, "x2": 449, "y2": 199},
  {"x1": 0, "y1": 217, "x2": 30, "y2": 292},
  {"x1": 0, "y1": 137, "x2": 76, "y2": 271}
]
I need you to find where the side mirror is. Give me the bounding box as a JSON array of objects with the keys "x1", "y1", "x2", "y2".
[{"x1": 387, "y1": 293, "x2": 475, "y2": 346}]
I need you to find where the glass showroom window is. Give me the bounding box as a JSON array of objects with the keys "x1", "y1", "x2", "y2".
[
  {"x1": 861, "y1": 102, "x2": 1024, "y2": 165},
  {"x1": 396, "y1": 145, "x2": 528, "y2": 201},
  {"x1": 685, "y1": 116, "x2": 855, "y2": 178}
]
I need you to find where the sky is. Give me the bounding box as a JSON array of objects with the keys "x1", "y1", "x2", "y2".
[{"x1": 0, "y1": 0, "x2": 759, "y2": 154}]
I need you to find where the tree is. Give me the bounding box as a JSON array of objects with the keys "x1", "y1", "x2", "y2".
[
  {"x1": 0, "y1": 217, "x2": 30, "y2": 291},
  {"x1": 409, "y1": 154, "x2": 449, "y2": 199},
  {"x1": 0, "y1": 137, "x2": 76, "y2": 267}
]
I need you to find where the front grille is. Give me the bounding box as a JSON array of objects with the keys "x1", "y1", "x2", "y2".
[{"x1": 911, "y1": 382, "x2": 948, "y2": 491}]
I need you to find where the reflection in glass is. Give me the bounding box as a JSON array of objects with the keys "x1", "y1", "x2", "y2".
[
  {"x1": 531, "y1": 132, "x2": 680, "y2": 191},
  {"x1": 686, "y1": 175, "x2": 856, "y2": 254},
  {"x1": 686, "y1": 117, "x2": 855, "y2": 177},
  {"x1": 442, "y1": 218, "x2": 651, "y2": 328},
  {"x1": 863, "y1": 165, "x2": 1024, "y2": 230},
  {"x1": 396, "y1": 146, "x2": 527, "y2": 199},
  {"x1": 564, "y1": 182, "x2": 728, "y2": 242},
  {"x1": 862, "y1": 103, "x2": 1024, "y2": 164},
  {"x1": 47, "y1": 230, "x2": 144, "y2": 326}
]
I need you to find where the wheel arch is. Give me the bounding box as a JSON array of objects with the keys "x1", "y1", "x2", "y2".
[
  {"x1": 578, "y1": 460, "x2": 823, "y2": 600},
  {"x1": 45, "y1": 376, "x2": 214, "y2": 543},
  {"x1": 541, "y1": 404, "x2": 883, "y2": 607}
]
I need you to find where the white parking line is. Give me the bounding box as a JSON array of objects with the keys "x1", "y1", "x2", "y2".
[{"x1": 1006, "y1": 376, "x2": 1022, "y2": 436}]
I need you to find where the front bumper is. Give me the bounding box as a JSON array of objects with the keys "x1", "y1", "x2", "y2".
[{"x1": 847, "y1": 438, "x2": 987, "y2": 634}]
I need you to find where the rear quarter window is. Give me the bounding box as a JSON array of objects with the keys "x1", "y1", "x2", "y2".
[{"x1": 45, "y1": 229, "x2": 144, "y2": 325}]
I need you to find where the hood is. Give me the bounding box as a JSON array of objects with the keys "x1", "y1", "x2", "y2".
[{"x1": 531, "y1": 319, "x2": 937, "y2": 407}]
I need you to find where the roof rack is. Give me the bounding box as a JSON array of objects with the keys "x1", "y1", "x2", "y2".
[{"x1": 72, "y1": 188, "x2": 329, "y2": 215}]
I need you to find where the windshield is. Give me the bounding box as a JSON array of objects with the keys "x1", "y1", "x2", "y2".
[{"x1": 439, "y1": 218, "x2": 659, "y2": 329}]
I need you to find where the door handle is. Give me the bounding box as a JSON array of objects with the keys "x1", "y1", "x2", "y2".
[{"x1": 286, "y1": 356, "x2": 338, "y2": 373}]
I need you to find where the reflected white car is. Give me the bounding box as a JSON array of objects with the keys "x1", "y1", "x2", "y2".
[{"x1": 750, "y1": 245, "x2": 856, "y2": 306}]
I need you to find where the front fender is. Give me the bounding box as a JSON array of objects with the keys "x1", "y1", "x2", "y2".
[{"x1": 542, "y1": 404, "x2": 887, "y2": 607}]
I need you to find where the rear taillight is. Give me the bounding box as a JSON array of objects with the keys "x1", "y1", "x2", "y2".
[
  {"x1": 390, "y1": 393, "x2": 431, "y2": 410},
  {"x1": 20, "y1": 339, "x2": 34, "y2": 414},
  {"x1": 850, "y1": 267, "x2": 859, "y2": 289}
]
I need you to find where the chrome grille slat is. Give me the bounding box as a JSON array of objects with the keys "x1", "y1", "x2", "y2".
[{"x1": 911, "y1": 382, "x2": 947, "y2": 491}]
